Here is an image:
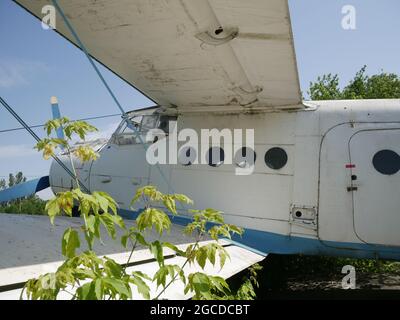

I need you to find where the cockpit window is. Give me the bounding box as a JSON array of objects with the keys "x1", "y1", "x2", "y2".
[
  {"x1": 110, "y1": 113, "x2": 177, "y2": 146},
  {"x1": 158, "y1": 115, "x2": 177, "y2": 134},
  {"x1": 141, "y1": 115, "x2": 158, "y2": 132}
]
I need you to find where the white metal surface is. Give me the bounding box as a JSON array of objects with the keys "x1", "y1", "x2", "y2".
[
  {"x1": 47, "y1": 100, "x2": 400, "y2": 256},
  {"x1": 349, "y1": 129, "x2": 400, "y2": 246},
  {"x1": 317, "y1": 100, "x2": 400, "y2": 248},
  {"x1": 0, "y1": 214, "x2": 196, "y2": 270},
  {"x1": 15, "y1": 0, "x2": 302, "y2": 111},
  {"x1": 0, "y1": 214, "x2": 265, "y2": 300}
]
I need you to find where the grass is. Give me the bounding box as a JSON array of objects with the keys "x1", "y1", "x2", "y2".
[
  {"x1": 0, "y1": 197, "x2": 46, "y2": 215},
  {"x1": 227, "y1": 254, "x2": 400, "y2": 297}
]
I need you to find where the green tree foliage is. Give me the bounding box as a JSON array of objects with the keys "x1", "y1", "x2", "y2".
[
  {"x1": 0, "y1": 172, "x2": 26, "y2": 190},
  {"x1": 21, "y1": 118, "x2": 258, "y2": 300},
  {"x1": 297, "y1": 255, "x2": 400, "y2": 275},
  {"x1": 0, "y1": 172, "x2": 46, "y2": 215},
  {"x1": 308, "y1": 74, "x2": 342, "y2": 100},
  {"x1": 0, "y1": 179, "x2": 6, "y2": 190},
  {"x1": 308, "y1": 65, "x2": 400, "y2": 100}
]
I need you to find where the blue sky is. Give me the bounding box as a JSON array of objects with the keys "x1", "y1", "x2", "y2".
[{"x1": 0, "y1": 0, "x2": 399, "y2": 197}]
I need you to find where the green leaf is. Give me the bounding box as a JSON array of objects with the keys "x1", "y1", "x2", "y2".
[
  {"x1": 132, "y1": 232, "x2": 147, "y2": 246},
  {"x1": 58, "y1": 191, "x2": 74, "y2": 217},
  {"x1": 131, "y1": 189, "x2": 142, "y2": 205},
  {"x1": 132, "y1": 271, "x2": 152, "y2": 282},
  {"x1": 220, "y1": 226, "x2": 231, "y2": 238},
  {"x1": 227, "y1": 224, "x2": 244, "y2": 236},
  {"x1": 61, "y1": 228, "x2": 80, "y2": 258},
  {"x1": 110, "y1": 214, "x2": 126, "y2": 230},
  {"x1": 84, "y1": 230, "x2": 95, "y2": 251},
  {"x1": 149, "y1": 241, "x2": 164, "y2": 267},
  {"x1": 76, "y1": 282, "x2": 97, "y2": 300},
  {"x1": 219, "y1": 248, "x2": 227, "y2": 269},
  {"x1": 99, "y1": 213, "x2": 116, "y2": 239},
  {"x1": 136, "y1": 208, "x2": 171, "y2": 235},
  {"x1": 104, "y1": 258, "x2": 123, "y2": 278},
  {"x1": 45, "y1": 197, "x2": 60, "y2": 224},
  {"x1": 153, "y1": 266, "x2": 168, "y2": 288},
  {"x1": 209, "y1": 276, "x2": 230, "y2": 295},
  {"x1": 173, "y1": 194, "x2": 193, "y2": 205},
  {"x1": 153, "y1": 265, "x2": 182, "y2": 290},
  {"x1": 163, "y1": 196, "x2": 177, "y2": 215},
  {"x1": 163, "y1": 242, "x2": 185, "y2": 256},
  {"x1": 190, "y1": 273, "x2": 211, "y2": 299},
  {"x1": 102, "y1": 278, "x2": 131, "y2": 299},
  {"x1": 158, "y1": 265, "x2": 186, "y2": 286},
  {"x1": 94, "y1": 279, "x2": 103, "y2": 300},
  {"x1": 175, "y1": 265, "x2": 186, "y2": 285},
  {"x1": 85, "y1": 214, "x2": 96, "y2": 234},
  {"x1": 207, "y1": 245, "x2": 216, "y2": 266},
  {"x1": 130, "y1": 276, "x2": 150, "y2": 299},
  {"x1": 97, "y1": 191, "x2": 118, "y2": 214},
  {"x1": 195, "y1": 246, "x2": 208, "y2": 269},
  {"x1": 92, "y1": 192, "x2": 109, "y2": 213},
  {"x1": 203, "y1": 208, "x2": 224, "y2": 224},
  {"x1": 121, "y1": 234, "x2": 128, "y2": 248},
  {"x1": 73, "y1": 146, "x2": 99, "y2": 162}
]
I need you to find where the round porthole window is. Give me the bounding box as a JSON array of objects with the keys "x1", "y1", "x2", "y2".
[
  {"x1": 234, "y1": 147, "x2": 256, "y2": 168},
  {"x1": 264, "y1": 147, "x2": 288, "y2": 170},
  {"x1": 178, "y1": 146, "x2": 197, "y2": 166},
  {"x1": 372, "y1": 149, "x2": 400, "y2": 175},
  {"x1": 207, "y1": 147, "x2": 225, "y2": 167}
]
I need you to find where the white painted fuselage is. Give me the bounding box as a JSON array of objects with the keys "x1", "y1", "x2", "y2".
[{"x1": 50, "y1": 99, "x2": 400, "y2": 260}]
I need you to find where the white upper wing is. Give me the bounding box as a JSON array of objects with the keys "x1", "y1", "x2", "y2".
[{"x1": 15, "y1": 0, "x2": 303, "y2": 112}]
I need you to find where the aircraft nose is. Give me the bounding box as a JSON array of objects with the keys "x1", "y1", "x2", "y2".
[{"x1": 49, "y1": 154, "x2": 90, "y2": 194}]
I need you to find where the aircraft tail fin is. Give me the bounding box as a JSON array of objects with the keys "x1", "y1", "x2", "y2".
[{"x1": 50, "y1": 96, "x2": 65, "y2": 140}]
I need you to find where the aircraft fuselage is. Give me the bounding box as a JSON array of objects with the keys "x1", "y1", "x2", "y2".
[{"x1": 50, "y1": 99, "x2": 400, "y2": 260}]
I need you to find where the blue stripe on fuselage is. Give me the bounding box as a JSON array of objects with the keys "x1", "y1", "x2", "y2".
[{"x1": 118, "y1": 208, "x2": 400, "y2": 261}]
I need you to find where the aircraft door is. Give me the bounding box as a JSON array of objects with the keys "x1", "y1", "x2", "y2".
[{"x1": 349, "y1": 129, "x2": 400, "y2": 246}]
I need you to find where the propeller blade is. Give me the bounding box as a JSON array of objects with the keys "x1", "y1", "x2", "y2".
[
  {"x1": 0, "y1": 176, "x2": 50, "y2": 203},
  {"x1": 50, "y1": 96, "x2": 65, "y2": 141}
]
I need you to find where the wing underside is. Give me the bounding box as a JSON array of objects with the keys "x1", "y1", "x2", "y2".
[{"x1": 15, "y1": 0, "x2": 303, "y2": 113}]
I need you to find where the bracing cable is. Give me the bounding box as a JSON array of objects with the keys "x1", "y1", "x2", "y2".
[
  {"x1": 0, "y1": 96, "x2": 90, "y2": 193},
  {"x1": 0, "y1": 113, "x2": 121, "y2": 134}
]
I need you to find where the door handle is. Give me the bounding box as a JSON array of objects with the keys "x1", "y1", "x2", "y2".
[
  {"x1": 347, "y1": 186, "x2": 358, "y2": 192},
  {"x1": 100, "y1": 175, "x2": 112, "y2": 183}
]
